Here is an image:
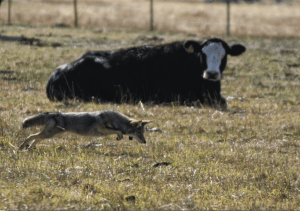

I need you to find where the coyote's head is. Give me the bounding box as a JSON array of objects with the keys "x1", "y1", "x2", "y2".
[{"x1": 127, "y1": 120, "x2": 151, "y2": 144}]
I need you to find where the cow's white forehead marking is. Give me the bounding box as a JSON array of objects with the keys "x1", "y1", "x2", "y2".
[{"x1": 202, "y1": 42, "x2": 226, "y2": 80}]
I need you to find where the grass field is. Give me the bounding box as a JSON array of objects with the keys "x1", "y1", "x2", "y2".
[
  {"x1": 0, "y1": 24, "x2": 300, "y2": 209},
  {"x1": 1, "y1": 0, "x2": 300, "y2": 37}
]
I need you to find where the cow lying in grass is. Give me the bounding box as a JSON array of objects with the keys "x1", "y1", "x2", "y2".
[{"x1": 46, "y1": 38, "x2": 246, "y2": 108}]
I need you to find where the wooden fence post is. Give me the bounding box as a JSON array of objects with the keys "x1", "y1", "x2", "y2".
[
  {"x1": 74, "y1": 0, "x2": 78, "y2": 27},
  {"x1": 226, "y1": 0, "x2": 230, "y2": 36},
  {"x1": 8, "y1": 0, "x2": 11, "y2": 25},
  {"x1": 150, "y1": 0, "x2": 154, "y2": 31}
]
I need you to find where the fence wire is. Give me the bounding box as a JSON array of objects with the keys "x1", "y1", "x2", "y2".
[{"x1": 0, "y1": 0, "x2": 300, "y2": 37}]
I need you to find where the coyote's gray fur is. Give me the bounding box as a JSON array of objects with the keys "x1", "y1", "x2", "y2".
[{"x1": 19, "y1": 109, "x2": 151, "y2": 150}]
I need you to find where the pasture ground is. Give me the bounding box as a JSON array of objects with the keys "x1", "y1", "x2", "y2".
[{"x1": 0, "y1": 25, "x2": 300, "y2": 210}]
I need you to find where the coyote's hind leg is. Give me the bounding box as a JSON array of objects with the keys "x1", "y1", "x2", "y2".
[
  {"x1": 19, "y1": 132, "x2": 41, "y2": 150},
  {"x1": 19, "y1": 119, "x2": 62, "y2": 150}
]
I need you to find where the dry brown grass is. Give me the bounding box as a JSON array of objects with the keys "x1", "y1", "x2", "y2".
[
  {"x1": 1, "y1": 0, "x2": 300, "y2": 37},
  {"x1": 0, "y1": 24, "x2": 300, "y2": 209}
]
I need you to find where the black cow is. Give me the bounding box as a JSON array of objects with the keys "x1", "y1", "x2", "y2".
[{"x1": 46, "y1": 38, "x2": 246, "y2": 108}]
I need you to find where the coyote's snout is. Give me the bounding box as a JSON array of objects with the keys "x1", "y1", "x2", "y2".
[{"x1": 19, "y1": 110, "x2": 151, "y2": 150}]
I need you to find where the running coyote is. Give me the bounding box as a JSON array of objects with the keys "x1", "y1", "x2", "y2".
[{"x1": 19, "y1": 109, "x2": 151, "y2": 150}]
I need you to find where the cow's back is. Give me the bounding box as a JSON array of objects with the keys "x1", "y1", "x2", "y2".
[{"x1": 46, "y1": 42, "x2": 202, "y2": 103}]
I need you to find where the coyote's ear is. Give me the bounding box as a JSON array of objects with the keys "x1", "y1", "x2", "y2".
[
  {"x1": 142, "y1": 120, "x2": 151, "y2": 126},
  {"x1": 130, "y1": 120, "x2": 142, "y2": 127}
]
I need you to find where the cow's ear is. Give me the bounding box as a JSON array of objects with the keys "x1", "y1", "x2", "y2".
[
  {"x1": 183, "y1": 41, "x2": 202, "y2": 54},
  {"x1": 229, "y1": 44, "x2": 246, "y2": 56}
]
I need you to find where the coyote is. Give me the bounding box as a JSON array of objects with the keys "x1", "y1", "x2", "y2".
[{"x1": 19, "y1": 109, "x2": 151, "y2": 150}]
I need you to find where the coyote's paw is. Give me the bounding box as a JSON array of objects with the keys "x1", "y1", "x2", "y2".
[
  {"x1": 116, "y1": 134, "x2": 123, "y2": 140},
  {"x1": 18, "y1": 144, "x2": 28, "y2": 150},
  {"x1": 19, "y1": 143, "x2": 36, "y2": 151},
  {"x1": 27, "y1": 145, "x2": 36, "y2": 150}
]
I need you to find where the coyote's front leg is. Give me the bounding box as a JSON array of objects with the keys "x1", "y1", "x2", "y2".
[
  {"x1": 116, "y1": 133, "x2": 123, "y2": 140},
  {"x1": 97, "y1": 126, "x2": 123, "y2": 140}
]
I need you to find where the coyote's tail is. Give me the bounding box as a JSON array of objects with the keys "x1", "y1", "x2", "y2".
[{"x1": 22, "y1": 112, "x2": 57, "y2": 128}]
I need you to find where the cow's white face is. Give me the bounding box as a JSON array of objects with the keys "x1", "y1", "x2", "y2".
[
  {"x1": 202, "y1": 42, "x2": 226, "y2": 81},
  {"x1": 184, "y1": 38, "x2": 246, "y2": 83}
]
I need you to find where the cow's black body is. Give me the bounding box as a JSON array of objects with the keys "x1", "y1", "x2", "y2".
[{"x1": 46, "y1": 38, "x2": 246, "y2": 108}]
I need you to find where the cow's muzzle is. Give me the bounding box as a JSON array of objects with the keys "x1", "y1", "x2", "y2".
[{"x1": 203, "y1": 71, "x2": 221, "y2": 81}]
